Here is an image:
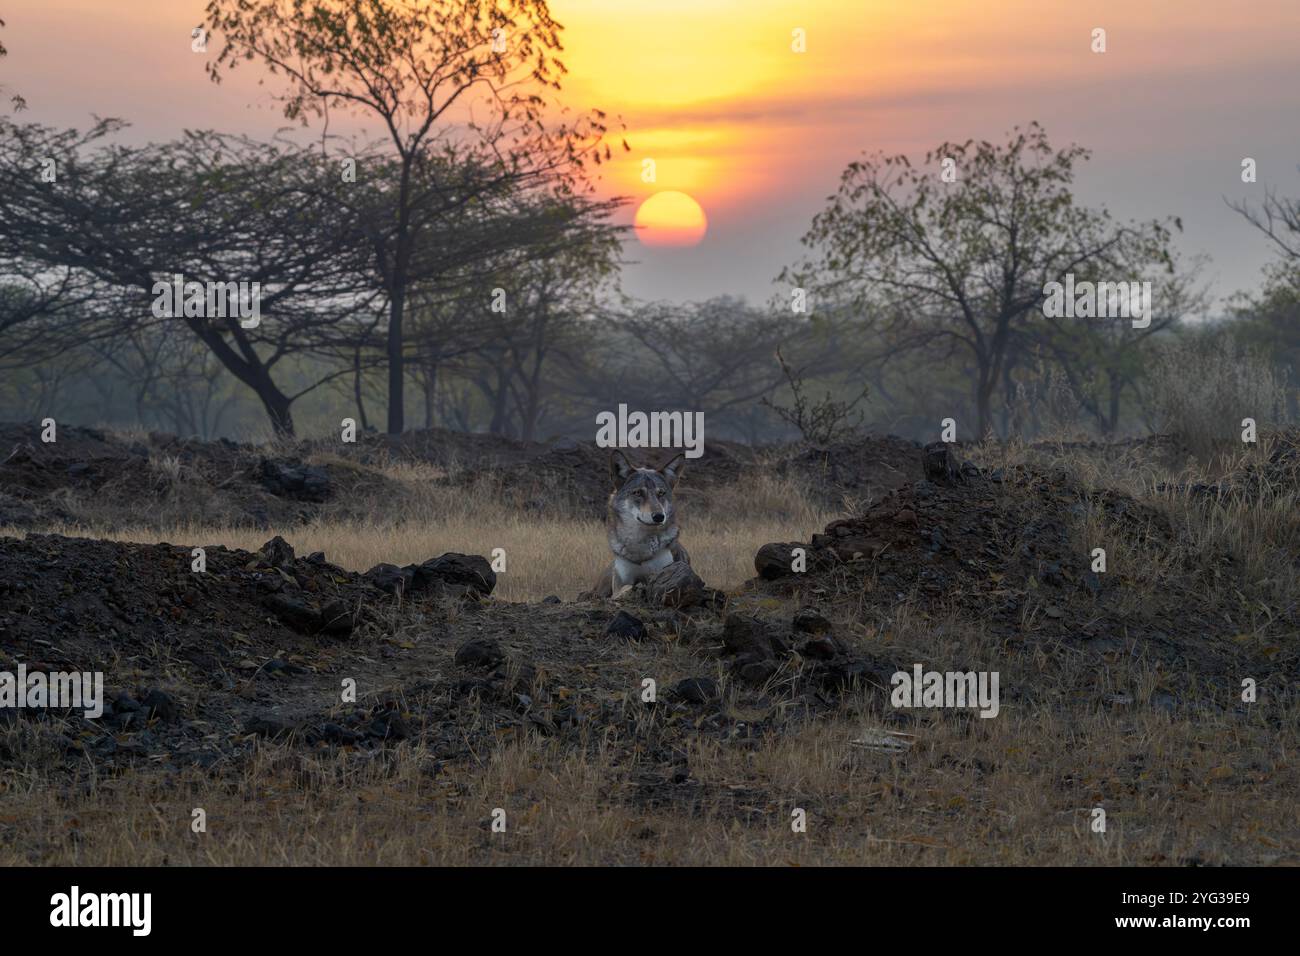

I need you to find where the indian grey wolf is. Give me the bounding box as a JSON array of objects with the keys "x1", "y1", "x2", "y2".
[{"x1": 590, "y1": 450, "x2": 690, "y2": 598}]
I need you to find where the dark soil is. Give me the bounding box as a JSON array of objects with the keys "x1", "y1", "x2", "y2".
[
  {"x1": 0, "y1": 529, "x2": 902, "y2": 778},
  {"x1": 4, "y1": 434, "x2": 1293, "y2": 787},
  {"x1": 748, "y1": 460, "x2": 1298, "y2": 703},
  {"x1": 0, "y1": 422, "x2": 922, "y2": 528}
]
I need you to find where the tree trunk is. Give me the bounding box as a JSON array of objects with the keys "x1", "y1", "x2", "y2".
[
  {"x1": 353, "y1": 347, "x2": 369, "y2": 431},
  {"x1": 386, "y1": 159, "x2": 415, "y2": 436},
  {"x1": 422, "y1": 363, "x2": 438, "y2": 430},
  {"x1": 386, "y1": 287, "x2": 406, "y2": 435},
  {"x1": 255, "y1": 384, "x2": 295, "y2": 437}
]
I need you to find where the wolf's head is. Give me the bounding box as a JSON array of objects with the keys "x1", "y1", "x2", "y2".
[{"x1": 608, "y1": 450, "x2": 686, "y2": 529}]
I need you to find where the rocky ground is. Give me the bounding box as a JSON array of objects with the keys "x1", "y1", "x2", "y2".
[
  {"x1": 1, "y1": 424, "x2": 1297, "y2": 865},
  {"x1": 0, "y1": 422, "x2": 924, "y2": 530}
]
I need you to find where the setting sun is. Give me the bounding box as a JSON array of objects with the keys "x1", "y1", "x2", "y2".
[{"x1": 633, "y1": 191, "x2": 709, "y2": 247}]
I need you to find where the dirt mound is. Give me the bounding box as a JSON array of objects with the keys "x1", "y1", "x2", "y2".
[
  {"x1": 302, "y1": 426, "x2": 551, "y2": 472},
  {"x1": 1158, "y1": 428, "x2": 1300, "y2": 501},
  {"x1": 0, "y1": 532, "x2": 495, "y2": 658},
  {"x1": 0, "y1": 422, "x2": 409, "y2": 531},
  {"x1": 446, "y1": 434, "x2": 923, "y2": 516},
  {"x1": 0, "y1": 531, "x2": 890, "y2": 778},
  {"x1": 774, "y1": 435, "x2": 923, "y2": 506},
  {"x1": 0, "y1": 421, "x2": 922, "y2": 526},
  {"x1": 751, "y1": 463, "x2": 1297, "y2": 688}
]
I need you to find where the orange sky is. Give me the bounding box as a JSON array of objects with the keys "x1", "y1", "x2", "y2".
[{"x1": 3, "y1": 0, "x2": 1299, "y2": 303}]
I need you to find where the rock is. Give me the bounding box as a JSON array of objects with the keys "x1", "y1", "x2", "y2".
[
  {"x1": 366, "y1": 710, "x2": 410, "y2": 741},
  {"x1": 734, "y1": 656, "x2": 779, "y2": 686},
  {"x1": 364, "y1": 563, "x2": 414, "y2": 595},
  {"x1": 541, "y1": 595, "x2": 562, "y2": 604},
  {"x1": 410, "y1": 553, "x2": 496, "y2": 598},
  {"x1": 259, "y1": 535, "x2": 296, "y2": 568},
  {"x1": 318, "y1": 722, "x2": 361, "y2": 745},
  {"x1": 755, "y1": 542, "x2": 801, "y2": 580},
  {"x1": 668, "y1": 677, "x2": 718, "y2": 705},
  {"x1": 257, "y1": 458, "x2": 331, "y2": 501},
  {"x1": 922, "y1": 441, "x2": 959, "y2": 483},
  {"x1": 800, "y1": 634, "x2": 843, "y2": 660},
  {"x1": 792, "y1": 608, "x2": 833, "y2": 635},
  {"x1": 318, "y1": 599, "x2": 355, "y2": 637},
  {"x1": 604, "y1": 610, "x2": 647, "y2": 642},
  {"x1": 141, "y1": 689, "x2": 178, "y2": 721},
  {"x1": 722, "y1": 614, "x2": 790, "y2": 660},
  {"x1": 645, "y1": 561, "x2": 708, "y2": 608},
  {"x1": 454, "y1": 638, "x2": 506, "y2": 669},
  {"x1": 261, "y1": 593, "x2": 320, "y2": 633}
]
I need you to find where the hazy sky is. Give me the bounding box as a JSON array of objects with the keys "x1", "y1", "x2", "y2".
[{"x1": 4, "y1": 0, "x2": 1299, "y2": 308}]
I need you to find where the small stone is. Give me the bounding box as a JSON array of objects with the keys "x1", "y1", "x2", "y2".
[
  {"x1": 668, "y1": 677, "x2": 718, "y2": 705},
  {"x1": 141, "y1": 689, "x2": 178, "y2": 721},
  {"x1": 800, "y1": 634, "x2": 842, "y2": 660},
  {"x1": 604, "y1": 610, "x2": 647, "y2": 642},
  {"x1": 258, "y1": 535, "x2": 296, "y2": 568},
  {"x1": 364, "y1": 563, "x2": 413, "y2": 595},
  {"x1": 737, "y1": 659, "x2": 778, "y2": 686},
  {"x1": 318, "y1": 600, "x2": 354, "y2": 636},
  {"x1": 645, "y1": 561, "x2": 708, "y2": 608},
  {"x1": 409, "y1": 553, "x2": 497, "y2": 598},
  {"x1": 454, "y1": 638, "x2": 506, "y2": 669},
  {"x1": 261, "y1": 593, "x2": 320, "y2": 633},
  {"x1": 792, "y1": 608, "x2": 833, "y2": 635},
  {"x1": 922, "y1": 442, "x2": 959, "y2": 483}
]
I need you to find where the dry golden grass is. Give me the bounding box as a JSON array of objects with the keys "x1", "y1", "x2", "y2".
[
  {"x1": 5, "y1": 693, "x2": 1295, "y2": 866},
  {"x1": 0, "y1": 468, "x2": 834, "y2": 601}
]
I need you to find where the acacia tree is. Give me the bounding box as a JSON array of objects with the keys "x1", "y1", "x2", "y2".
[
  {"x1": 0, "y1": 121, "x2": 383, "y2": 434},
  {"x1": 204, "y1": 0, "x2": 621, "y2": 434},
  {"x1": 784, "y1": 123, "x2": 1178, "y2": 438}
]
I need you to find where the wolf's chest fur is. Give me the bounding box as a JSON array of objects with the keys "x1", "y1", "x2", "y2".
[
  {"x1": 612, "y1": 548, "x2": 676, "y2": 585},
  {"x1": 609, "y1": 524, "x2": 679, "y2": 564}
]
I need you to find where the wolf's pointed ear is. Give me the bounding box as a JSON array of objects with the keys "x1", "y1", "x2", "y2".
[
  {"x1": 610, "y1": 450, "x2": 634, "y2": 487},
  {"x1": 660, "y1": 452, "x2": 686, "y2": 488}
]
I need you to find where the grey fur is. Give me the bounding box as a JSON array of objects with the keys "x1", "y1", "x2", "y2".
[{"x1": 590, "y1": 452, "x2": 690, "y2": 598}]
